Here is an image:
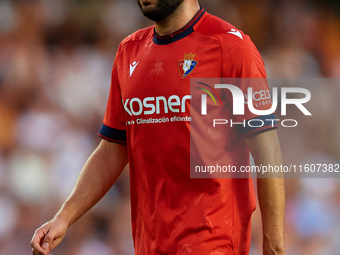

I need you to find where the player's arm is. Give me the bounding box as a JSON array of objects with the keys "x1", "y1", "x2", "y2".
[
  {"x1": 31, "y1": 139, "x2": 128, "y2": 255},
  {"x1": 244, "y1": 129, "x2": 285, "y2": 255}
]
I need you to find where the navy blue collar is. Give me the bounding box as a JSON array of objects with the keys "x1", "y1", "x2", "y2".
[{"x1": 153, "y1": 8, "x2": 206, "y2": 45}]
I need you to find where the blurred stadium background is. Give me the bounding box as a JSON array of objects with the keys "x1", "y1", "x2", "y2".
[{"x1": 0, "y1": 0, "x2": 339, "y2": 254}]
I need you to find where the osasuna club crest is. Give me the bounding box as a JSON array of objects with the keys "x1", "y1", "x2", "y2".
[{"x1": 178, "y1": 53, "x2": 198, "y2": 79}]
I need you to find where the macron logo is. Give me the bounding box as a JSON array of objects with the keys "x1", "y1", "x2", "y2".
[
  {"x1": 130, "y1": 61, "x2": 139, "y2": 76},
  {"x1": 227, "y1": 29, "x2": 243, "y2": 40}
]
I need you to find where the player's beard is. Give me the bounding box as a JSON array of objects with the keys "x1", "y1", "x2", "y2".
[{"x1": 137, "y1": 0, "x2": 185, "y2": 22}]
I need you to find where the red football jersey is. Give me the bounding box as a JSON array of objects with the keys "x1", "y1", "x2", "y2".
[{"x1": 99, "y1": 8, "x2": 276, "y2": 255}]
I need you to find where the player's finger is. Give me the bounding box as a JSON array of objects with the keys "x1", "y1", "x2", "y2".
[
  {"x1": 32, "y1": 247, "x2": 46, "y2": 255},
  {"x1": 31, "y1": 230, "x2": 48, "y2": 255},
  {"x1": 41, "y1": 230, "x2": 55, "y2": 254},
  {"x1": 42, "y1": 241, "x2": 51, "y2": 254},
  {"x1": 42, "y1": 224, "x2": 65, "y2": 253}
]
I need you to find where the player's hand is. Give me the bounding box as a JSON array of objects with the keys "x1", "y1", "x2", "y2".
[{"x1": 30, "y1": 218, "x2": 68, "y2": 255}]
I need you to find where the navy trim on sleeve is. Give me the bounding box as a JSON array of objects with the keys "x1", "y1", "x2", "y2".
[
  {"x1": 99, "y1": 124, "x2": 127, "y2": 144},
  {"x1": 241, "y1": 113, "x2": 278, "y2": 137}
]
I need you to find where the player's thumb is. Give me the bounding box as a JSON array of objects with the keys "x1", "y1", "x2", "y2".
[{"x1": 42, "y1": 233, "x2": 53, "y2": 253}]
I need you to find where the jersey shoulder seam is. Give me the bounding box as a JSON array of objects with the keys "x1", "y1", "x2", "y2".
[
  {"x1": 194, "y1": 30, "x2": 225, "y2": 77},
  {"x1": 116, "y1": 26, "x2": 154, "y2": 60}
]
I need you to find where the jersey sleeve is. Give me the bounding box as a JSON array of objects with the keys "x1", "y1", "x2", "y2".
[
  {"x1": 98, "y1": 45, "x2": 127, "y2": 144},
  {"x1": 222, "y1": 33, "x2": 277, "y2": 137}
]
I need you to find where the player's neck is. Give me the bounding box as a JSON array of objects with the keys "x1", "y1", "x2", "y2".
[{"x1": 154, "y1": 2, "x2": 200, "y2": 36}]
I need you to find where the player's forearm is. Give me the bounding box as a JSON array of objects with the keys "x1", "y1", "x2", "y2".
[
  {"x1": 245, "y1": 129, "x2": 285, "y2": 254},
  {"x1": 255, "y1": 142, "x2": 285, "y2": 254},
  {"x1": 53, "y1": 140, "x2": 128, "y2": 227},
  {"x1": 257, "y1": 178, "x2": 285, "y2": 254}
]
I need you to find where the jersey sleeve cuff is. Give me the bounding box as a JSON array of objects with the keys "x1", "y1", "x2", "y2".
[
  {"x1": 98, "y1": 124, "x2": 127, "y2": 144},
  {"x1": 241, "y1": 113, "x2": 278, "y2": 137}
]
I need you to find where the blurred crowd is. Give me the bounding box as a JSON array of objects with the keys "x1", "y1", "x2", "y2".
[{"x1": 0, "y1": 0, "x2": 339, "y2": 254}]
